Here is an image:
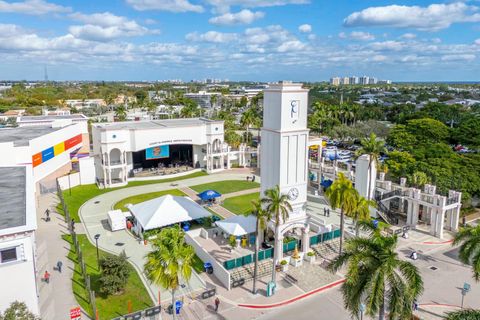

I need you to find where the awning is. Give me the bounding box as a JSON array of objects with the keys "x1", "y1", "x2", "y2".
[
  {"x1": 215, "y1": 215, "x2": 257, "y2": 236},
  {"x1": 128, "y1": 195, "x2": 211, "y2": 231},
  {"x1": 198, "y1": 190, "x2": 222, "y2": 201}
]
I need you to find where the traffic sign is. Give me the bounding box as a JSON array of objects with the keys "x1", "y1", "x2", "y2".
[{"x1": 70, "y1": 307, "x2": 81, "y2": 320}]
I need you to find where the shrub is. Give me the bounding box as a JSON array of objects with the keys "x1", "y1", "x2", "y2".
[
  {"x1": 307, "y1": 251, "x2": 315, "y2": 257},
  {"x1": 280, "y1": 260, "x2": 288, "y2": 265},
  {"x1": 99, "y1": 251, "x2": 130, "y2": 295}
]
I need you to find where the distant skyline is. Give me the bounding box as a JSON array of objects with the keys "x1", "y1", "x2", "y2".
[{"x1": 1, "y1": 0, "x2": 480, "y2": 81}]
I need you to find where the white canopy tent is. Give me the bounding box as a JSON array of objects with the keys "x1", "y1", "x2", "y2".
[
  {"x1": 128, "y1": 194, "x2": 211, "y2": 231},
  {"x1": 215, "y1": 215, "x2": 257, "y2": 236}
]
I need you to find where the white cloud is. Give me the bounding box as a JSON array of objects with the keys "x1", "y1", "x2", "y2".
[
  {"x1": 441, "y1": 54, "x2": 476, "y2": 61},
  {"x1": 339, "y1": 31, "x2": 375, "y2": 41},
  {"x1": 307, "y1": 34, "x2": 316, "y2": 40},
  {"x1": 298, "y1": 24, "x2": 312, "y2": 33},
  {"x1": 369, "y1": 40, "x2": 404, "y2": 51},
  {"x1": 126, "y1": 0, "x2": 204, "y2": 12},
  {"x1": 68, "y1": 12, "x2": 158, "y2": 41},
  {"x1": 186, "y1": 31, "x2": 237, "y2": 43},
  {"x1": 344, "y1": 3, "x2": 480, "y2": 31},
  {"x1": 277, "y1": 40, "x2": 306, "y2": 52},
  {"x1": 209, "y1": 9, "x2": 264, "y2": 26},
  {"x1": 475, "y1": 39, "x2": 480, "y2": 45},
  {"x1": 205, "y1": 0, "x2": 309, "y2": 13},
  {"x1": 372, "y1": 54, "x2": 387, "y2": 61},
  {"x1": 400, "y1": 33, "x2": 417, "y2": 39},
  {"x1": 0, "y1": 0, "x2": 70, "y2": 15}
]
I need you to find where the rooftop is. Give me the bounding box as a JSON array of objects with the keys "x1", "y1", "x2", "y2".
[
  {"x1": 94, "y1": 118, "x2": 222, "y2": 131},
  {"x1": 0, "y1": 126, "x2": 61, "y2": 146},
  {"x1": 18, "y1": 114, "x2": 87, "y2": 122},
  {"x1": 0, "y1": 167, "x2": 26, "y2": 231}
]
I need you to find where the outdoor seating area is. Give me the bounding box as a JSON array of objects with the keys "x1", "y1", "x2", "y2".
[
  {"x1": 194, "y1": 229, "x2": 256, "y2": 263},
  {"x1": 131, "y1": 164, "x2": 194, "y2": 178}
]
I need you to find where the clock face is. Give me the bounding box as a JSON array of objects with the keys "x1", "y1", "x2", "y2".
[
  {"x1": 287, "y1": 187, "x2": 299, "y2": 201},
  {"x1": 290, "y1": 100, "x2": 299, "y2": 120}
]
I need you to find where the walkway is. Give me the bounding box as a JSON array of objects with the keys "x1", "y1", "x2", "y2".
[
  {"x1": 78, "y1": 172, "x2": 259, "y2": 304},
  {"x1": 36, "y1": 192, "x2": 87, "y2": 320}
]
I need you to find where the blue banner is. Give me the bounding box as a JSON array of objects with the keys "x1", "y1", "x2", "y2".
[
  {"x1": 145, "y1": 145, "x2": 169, "y2": 160},
  {"x1": 41, "y1": 147, "x2": 54, "y2": 162}
]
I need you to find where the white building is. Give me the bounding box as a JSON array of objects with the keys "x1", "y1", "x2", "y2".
[
  {"x1": 92, "y1": 118, "x2": 225, "y2": 188},
  {"x1": 342, "y1": 77, "x2": 350, "y2": 85},
  {"x1": 184, "y1": 91, "x2": 221, "y2": 109},
  {"x1": 360, "y1": 76, "x2": 370, "y2": 85},
  {"x1": 16, "y1": 114, "x2": 88, "y2": 127},
  {"x1": 349, "y1": 76, "x2": 359, "y2": 85},
  {"x1": 330, "y1": 77, "x2": 341, "y2": 86},
  {"x1": 0, "y1": 118, "x2": 90, "y2": 188},
  {"x1": 0, "y1": 165, "x2": 38, "y2": 315}
]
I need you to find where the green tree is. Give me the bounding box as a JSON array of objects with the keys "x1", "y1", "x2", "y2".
[
  {"x1": 452, "y1": 224, "x2": 480, "y2": 281},
  {"x1": 405, "y1": 118, "x2": 450, "y2": 144},
  {"x1": 144, "y1": 226, "x2": 195, "y2": 320},
  {"x1": 385, "y1": 151, "x2": 416, "y2": 179},
  {"x1": 114, "y1": 105, "x2": 127, "y2": 121},
  {"x1": 355, "y1": 133, "x2": 387, "y2": 201},
  {"x1": 240, "y1": 107, "x2": 260, "y2": 145},
  {"x1": 444, "y1": 309, "x2": 480, "y2": 320},
  {"x1": 454, "y1": 117, "x2": 480, "y2": 148},
  {"x1": 0, "y1": 301, "x2": 39, "y2": 320},
  {"x1": 250, "y1": 200, "x2": 272, "y2": 294},
  {"x1": 346, "y1": 191, "x2": 376, "y2": 236},
  {"x1": 224, "y1": 130, "x2": 242, "y2": 148},
  {"x1": 99, "y1": 251, "x2": 130, "y2": 295},
  {"x1": 261, "y1": 186, "x2": 292, "y2": 287},
  {"x1": 409, "y1": 171, "x2": 430, "y2": 189},
  {"x1": 328, "y1": 234, "x2": 423, "y2": 320}
]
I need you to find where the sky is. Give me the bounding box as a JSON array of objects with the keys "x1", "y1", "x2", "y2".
[{"x1": 0, "y1": 0, "x2": 480, "y2": 81}]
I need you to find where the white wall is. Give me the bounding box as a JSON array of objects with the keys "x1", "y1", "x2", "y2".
[
  {"x1": 79, "y1": 157, "x2": 95, "y2": 184},
  {"x1": 185, "y1": 229, "x2": 231, "y2": 290},
  {"x1": 0, "y1": 234, "x2": 38, "y2": 315}
]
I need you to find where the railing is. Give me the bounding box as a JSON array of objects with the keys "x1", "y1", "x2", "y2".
[
  {"x1": 109, "y1": 160, "x2": 123, "y2": 166},
  {"x1": 375, "y1": 189, "x2": 406, "y2": 201},
  {"x1": 309, "y1": 229, "x2": 341, "y2": 246},
  {"x1": 376, "y1": 200, "x2": 399, "y2": 225},
  {"x1": 223, "y1": 248, "x2": 273, "y2": 270},
  {"x1": 447, "y1": 196, "x2": 459, "y2": 205}
]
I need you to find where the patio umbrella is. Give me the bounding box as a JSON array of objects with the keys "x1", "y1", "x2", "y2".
[{"x1": 197, "y1": 189, "x2": 222, "y2": 201}]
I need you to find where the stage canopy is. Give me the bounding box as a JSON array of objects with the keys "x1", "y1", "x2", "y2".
[
  {"x1": 215, "y1": 215, "x2": 257, "y2": 236},
  {"x1": 198, "y1": 190, "x2": 222, "y2": 201},
  {"x1": 128, "y1": 195, "x2": 211, "y2": 231}
]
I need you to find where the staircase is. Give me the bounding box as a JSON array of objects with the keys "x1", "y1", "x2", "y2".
[
  {"x1": 311, "y1": 238, "x2": 341, "y2": 260},
  {"x1": 376, "y1": 189, "x2": 406, "y2": 202},
  {"x1": 230, "y1": 260, "x2": 273, "y2": 283},
  {"x1": 376, "y1": 198, "x2": 400, "y2": 225}
]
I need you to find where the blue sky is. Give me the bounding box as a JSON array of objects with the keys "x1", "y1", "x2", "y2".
[{"x1": 0, "y1": 0, "x2": 479, "y2": 81}]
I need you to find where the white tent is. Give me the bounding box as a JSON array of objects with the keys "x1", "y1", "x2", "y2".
[
  {"x1": 215, "y1": 215, "x2": 257, "y2": 236},
  {"x1": 128, "y1": 195, "x2": 211, "y2": 231}
]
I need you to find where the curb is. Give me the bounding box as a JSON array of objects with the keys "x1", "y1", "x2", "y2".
[
  {"x1": 238, "y1": 278, "x2": 345, "y2": 309},
  {"x1": 419, "y1": 303, "x2": 461, "y2": 309},
  {"x1": 421, "y1": 239, "x2": 453, "y2": 245}
]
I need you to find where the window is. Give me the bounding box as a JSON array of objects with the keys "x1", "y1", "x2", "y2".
[{"x1": 0, "y1": 248, "x2": 17, "y2": 263}]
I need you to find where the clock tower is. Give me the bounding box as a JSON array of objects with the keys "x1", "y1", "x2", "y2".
[{"x1": 260, "y1": 81, "x2": 310, "y2": 263}]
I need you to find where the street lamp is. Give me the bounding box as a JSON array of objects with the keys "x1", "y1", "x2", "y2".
[
  {"x1": 461, "y1": 282, "x2": 471, "y2": 309},
  {"x1": 94, "y1": 234, "x2": 100, "y2": 270}
]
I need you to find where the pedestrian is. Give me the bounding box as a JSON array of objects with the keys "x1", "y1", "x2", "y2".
[
  {"x1": 44, "y1": 270, "x2": 50, "y2": 284},
  {"x1": 45, "y1": 209, "x2": 50, "y2": 222},
  {"x1": 56, "y1": 260, "x2": 63, "y2": 273},
  {"x1": 71, "y1": 219, "x2": 75, "y2": 232},
  {"x1": 413, "y1": 299, "x2": 418, "y2": 311},
  {"x1": 327, "y1": 209, "x2": 330, "y2": 217},
  {"x1": 410, "y1": 250, "x2": 418, "y2": 260},
  {"x1": 252, "y1": 175, "x2": 256, "y2": 183},
  {"x1": 214, "y1": 297, "x2": 220, "y2": 312},
  {"x1": 323, "y1": 208, "x2": 326, "y2": 216}
]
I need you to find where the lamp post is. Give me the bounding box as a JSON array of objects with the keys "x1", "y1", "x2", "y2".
[
  {"x1": 94, "y1": 234, "x2": 100, "y2": 270},
  {"x1": 461, "y1": 282, "x2": 471, "y2": 309}
]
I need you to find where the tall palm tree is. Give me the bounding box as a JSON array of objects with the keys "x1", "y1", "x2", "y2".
[
  {"x1": 240, "y1": 108, "x2": 259, "y2": 145},
  {"x1": 346, "y1": 190, "x2": 377, "y2": 236},
  {"x1": 328, "y1": 234, "x2": 423, "y2": 320},
  {"x1": 114, "y1": 105, "x2": 127, "y2": 121},
  {"x1": 325, "y1": 172, "x2": 357, "y2": 254},
  {"x1": 144, "y1": 226, "x2": 195, "y2": 320},
  {"x1": 355, "y1": 133, "x2": 387, "y2": 201},
  {"x1": 261, "y1": 186, "x2": 292, "y2": 287},
  {"x1": 452, "y1": 224, "x2": 480, "y2": 281},
  {"x1": 444, "y1": 309, "x2": 480, "y2": 320},
  {"x1": 249, "y1": 200, "x2": 272, "y2": 294}
]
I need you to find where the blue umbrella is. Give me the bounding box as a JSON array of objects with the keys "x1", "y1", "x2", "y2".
[{"x1": 198, "y1": 190, "x2": 222, "y2": 201}]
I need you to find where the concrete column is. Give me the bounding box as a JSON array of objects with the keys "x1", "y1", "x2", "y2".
[
  {"x1": 317, "y1": 144, "x2": 321, "y2": 164},
  {"x1": 452, "y1": 206, "x2": 460, "y2": 231},
  {"x1": 412, "y1": 202, "x2": 419, "y2": 226},
  {"x1": 430, "y1": 208, "x2": 437, "y2": 236},
  {"x1": 445, "y1": 209, "x2": 452, "y2": 230},
  {"x1": 107, "y1": 169, "x2": 112, "y2": 187},
  {"x1": 406, "y1": 200, "x2": 413, "y2": 225},
  {"x1": 301, "y1": 227, "x2": 310, "y2": 253},
  {"x1": 437, "y1": 209, "x2": 445, "y2": 239}
]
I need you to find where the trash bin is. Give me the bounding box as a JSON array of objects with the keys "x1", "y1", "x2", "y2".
[
  {"x1": 175, "y1": 300, "x2": 182, "y2": 315},
  {"x1": 182, "y1": 224, "x2": 190, "y2": 232},
  {"x1": 266, "y1": 281, "x2": 276, "y2": 297}
]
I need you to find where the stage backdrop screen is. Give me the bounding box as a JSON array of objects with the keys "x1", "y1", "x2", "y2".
[{"x1": 145, "y1": 145, "x2": 170, "y2": 160}]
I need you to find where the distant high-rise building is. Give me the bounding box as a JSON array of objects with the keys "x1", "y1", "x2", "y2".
[
  {"x1": 368, "y1": 77, "x2": 378, "y2": 85},
  {"x1": 360, "y1": 76, "x2": 370, "y2": 85},
  {"x1": 349, "y1": 76, "x2": 359, "y2": 85},
  {"x1": 330, "y1": 77, "x2": 341, "y2": 86},
  {"x1": 342, "y1": 77, "x2": 350, "y2": 85}
]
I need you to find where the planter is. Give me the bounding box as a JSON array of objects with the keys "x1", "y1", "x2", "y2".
[
  {"x1": 305, "y1": 254, "x2": 316, "y2": 264},
  {"x1": 290, "y1": 257, "x2": 303, "y2": 267},
  {"x1": 281, "y1": 264, "x2": 289, "y2": 272}
]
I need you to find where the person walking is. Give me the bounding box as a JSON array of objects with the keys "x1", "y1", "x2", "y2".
[
  {"x1": 214, "y1": 297, "x2": 220, "y2": 312},
  {"x1": 45, "y1": 209, "x2": 50, "y2": 222},
  {"x1": 70, "y1": 219, "x2": 75, "y2": 232},
  {"x1": 413, "y1": 299, "x2": 419, "y2": 311},
  {"x1": 44, "y1": 270, "x2": 50, "y2": 284},
  {"x1": 56, "y1": 261, "x2": 63, "y2": 273}
]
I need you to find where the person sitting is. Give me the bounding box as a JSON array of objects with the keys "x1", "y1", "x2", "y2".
[{"x1": 409, "y1": 251, "x2": 418, "y2": 260}]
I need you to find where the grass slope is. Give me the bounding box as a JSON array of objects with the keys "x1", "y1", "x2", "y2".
[
  {"x1": 63, "y1": 234, "x2": 153, "y2": 320},
  {"x1": 113, "y1": 189, "x2": 186, "y2": 211},
  {"x1": 190, "y1": 180, "x2": 259, "y2": 195},
  {"x1": 61, "y1": 171, "x2": 207, "y2": 221},
  {"x1": 221, "y1": 192, "x2": 260, "y2": 215}
]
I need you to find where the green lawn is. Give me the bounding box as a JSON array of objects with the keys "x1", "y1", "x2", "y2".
[
  {"x1": 63, "y1": 234, "x2": 153, "y2": 320},
  {"x1": 61, "y1": 171, "x2": 207, "y2": 222},
  {"x1": 113, "y1": 189, "x2": 186, "y2": 211},
  {"x1": 190, "y1": 180, "x2": 259, "y2": 195},
  {"x1": 221, "y1": 192, "x2": 260, "y2": 215},
  {"x1": 192, "y1": 255, "x2": 205, "y2": 274}
]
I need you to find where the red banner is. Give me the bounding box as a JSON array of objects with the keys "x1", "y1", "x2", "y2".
[
  {"x1": 64, "y1": 134, "x2": 82, "y2": 150},
  {"x1": 32, "y1": 152, "x2": 42, "y2": 168},
  {"x1": 70, "y1": 307, "x2": 81, "y2": 319}
]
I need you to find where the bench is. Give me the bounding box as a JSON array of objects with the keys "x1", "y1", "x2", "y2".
[{"x1": 284, "y1": 274, "x2": 298, "y2": 284}]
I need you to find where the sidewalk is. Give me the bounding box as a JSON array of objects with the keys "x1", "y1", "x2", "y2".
[{"x1": 36, "y1": 192, "x2": 87, "y2": 320}]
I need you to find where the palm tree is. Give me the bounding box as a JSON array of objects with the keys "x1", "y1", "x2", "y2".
[
  {"x1": 328, "y1": 234, "x2": 423, "y2": 320},
  {"x1": 249, "y1": 200, "x2": 272, "y2": 294},
  {"x1": 355, "y1": 133, "x2": 387, "y2": 201},
  {"x1": 347, "y1": 190, "x2": 377, "y2": 236},
  {"x1": 452, "y1": 224, "x2": 480, "y2": 281},
  {"x1": 444, "y1": 309, "x2": 480, "y2": 320},
  {"x1": 240, "y1": 108, "x2": 259, "y2": 145},
  {"x1": 261, "y1": 186, "x2": 292, "y2": 287},
  {"x1": 325, "y1": 172, "x2": 357, "y2": 254},
  {"x1": 114, "y1": 105, "x2": 127, "y2": 121},
  {"x1": 144, "y1": 226, "x2": 195, "y2": 320}
]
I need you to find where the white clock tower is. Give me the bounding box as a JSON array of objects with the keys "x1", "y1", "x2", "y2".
[{"x1": 260, "y1": 81, "x2": 310, "y2": 264}]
